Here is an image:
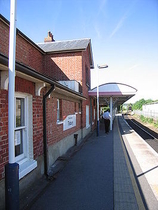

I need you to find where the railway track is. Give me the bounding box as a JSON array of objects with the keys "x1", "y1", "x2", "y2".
[{"x1": 124, "y1": 115, "x2": 158, "y2": 154}]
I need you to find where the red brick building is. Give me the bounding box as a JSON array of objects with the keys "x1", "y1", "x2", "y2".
[{"x1": 0, "y1": 14, "x2": 96, "y2": 208}]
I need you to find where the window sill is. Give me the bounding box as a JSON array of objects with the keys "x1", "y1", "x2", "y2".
[
  {"x1": 18, "y1": 159, "x2": 37, "y2": 180},
  {"x1": 56, "y1": 120, "x2": 63, "y2": 125},
  {"x1": 86, "y1": 124, "x2": 90, "y2": 129}
]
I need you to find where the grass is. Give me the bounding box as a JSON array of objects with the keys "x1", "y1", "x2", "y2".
[
  {"x1": 154, "y1": 120, "x2": 158, "y2": 129},
  {"x1": 139, "y1": 115, "x2": 158, "y2": 129}
]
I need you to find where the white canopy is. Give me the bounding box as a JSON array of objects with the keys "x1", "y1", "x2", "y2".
[{"x1": 89, "y1": 82, "x2": 137, "y2": 107}]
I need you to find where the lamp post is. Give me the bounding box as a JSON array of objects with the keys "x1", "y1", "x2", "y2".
[
  {"x1": 96, "y1": 64, "x2": 108, "y2": 136},
  {"x1": 5, "y1": 1, "x2": 19, "y2": 209}
]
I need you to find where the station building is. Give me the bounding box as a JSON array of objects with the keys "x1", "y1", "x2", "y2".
[
  {"x1": 0, "y1": 14, "x2": 96, "y2": 207},
  {"x1": 0, "y1": 14, "x2": 138, "y2": 208}
]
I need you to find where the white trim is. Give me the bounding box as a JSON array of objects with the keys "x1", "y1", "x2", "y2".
[
  {"x1": 86, "y1": 124, "x2": 90, "y2": 129},
  {"x1": 15, "y1": 92, "x2": 37, "y2": 179},
  {"x1": 19, "y1": 158, "x2": 37, "y2": 179},
  {"x1": 57, "y1": 99, "x2": 60, "y2": 121},
  {"x1": 35, "y1": 82, "x2": 45, "y2": 96},
  {"x1": 15, "y1": 152, "x2": 24, "y2": 162},
  {"x1": 56, "y1": 120, "x2": 63, "y2": 125},
  {"x1": 1, "y1": 71, "x2": 9, "y2": 90},
  {"x1": 86, "y1": 105, "x2": 90, "y2": 128},
  {"x1": 14, "y1": 96, "x2": 27, "y2": 162},
  {"x1": 14, "y1": 125, "x2": 26, "y2": 130}
]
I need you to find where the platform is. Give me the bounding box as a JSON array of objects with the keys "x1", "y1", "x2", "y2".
[
  {"x1": 118, "y1": 114, "x2": 158, "y2": 210},
  {"x1": 21, "y1": 114, "x2": 158, "y2": 210}
]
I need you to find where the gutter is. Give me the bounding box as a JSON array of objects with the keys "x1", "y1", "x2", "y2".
[{"x1": 43, "y1": 85, "x2": 55, "y2": 177}]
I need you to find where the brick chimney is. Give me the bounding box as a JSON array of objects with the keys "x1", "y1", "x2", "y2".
[{"x1": 44, "y1": 31, "x2": 55, "y2": 42}]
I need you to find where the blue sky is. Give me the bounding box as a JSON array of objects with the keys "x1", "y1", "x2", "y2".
[{"x1": 0, "y1": 0, "x2": 158, "y2": 103}]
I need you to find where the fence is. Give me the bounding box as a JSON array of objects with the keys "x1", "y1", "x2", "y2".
[{"x1": 134, "y1": 110, "x2": 158, "y2": 120}]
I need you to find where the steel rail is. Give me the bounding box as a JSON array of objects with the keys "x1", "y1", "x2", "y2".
[{"x1": 130, "y1": 119, "x2": 157, "y2": 140}]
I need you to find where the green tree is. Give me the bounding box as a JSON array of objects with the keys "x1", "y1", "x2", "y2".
[
  {"x1": 132, "y1": 98, "x2": 154, "y2": 110},
  {"x1": 124, "y1": 99, "x2": 158, "y2": 111},
  {"x1": 132, "y1": 99, "x2": 145, "y2": 110}
]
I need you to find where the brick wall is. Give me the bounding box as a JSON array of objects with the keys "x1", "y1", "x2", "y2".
[
  {"x1": 0, "y1": 17, "x2": 44, "y2": 75},
  {"x1": 46, "y1": 97, "x2": 82, "y2": 146},
  {"x1": 0, "y1": 16, "x2": 95, "y2": 182},
  {"x1": 0, "y1": 77, "x2": 44, "y2": 179},
  {"x1": 0, "y1": 90, "x2": 8, "y2": 179},
  {"x1": 16, "y1": 35, "x2": 44, "y2": 74},
  {"x1": 0, "y1": 77, "x2": 83, "y2": 180},
  {"x1": 44, "y1": 48, "x2": 92, "y2": 129},
  {"x1": 0, "y1": 18, "x2": 9, "y2": 57},
  {"x1": 33, "y1": 96, "x2": 43, "y2": 159},
  {"x1": 15, "y1": 77, "x2": 35, "y2": 95},
  {"x1": 15, "y1": 77, "x2": 44, "y2": 160},
  {"x1": 44, "y1": 52, "x2": 83, "y2": 83}
]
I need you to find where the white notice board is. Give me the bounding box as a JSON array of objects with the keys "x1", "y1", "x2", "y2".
[{"x1": 63, "y1": 114, "x2": 76, "y2": 131}]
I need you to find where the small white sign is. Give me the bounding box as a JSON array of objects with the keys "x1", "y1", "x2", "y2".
[
  {"x1": 15, "y1": 130, "x2": 21, "y2": 146},
  {"x1": 63, "y1": 114, "x2": 76, "y2": 131}
]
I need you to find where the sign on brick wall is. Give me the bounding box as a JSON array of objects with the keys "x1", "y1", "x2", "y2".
[{"x1": 63, "y1": 114, "x2": 76, "y2": 131}]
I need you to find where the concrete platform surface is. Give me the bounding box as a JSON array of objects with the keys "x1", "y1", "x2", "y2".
[
  {"x1": 119, "y1": 115, "x2": 158, "y2": 210},
  {"x1": 20, "y1": 115, "x2": 158, "y2": 210}
]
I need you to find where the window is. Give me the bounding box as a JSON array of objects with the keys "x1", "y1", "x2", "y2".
[
  {"x1": 86, "y1": 66, "x2": 90, "y2": 88},
  {"x1": 57, "y1": 99, "x2": 62, "y2": 121},
  {"x1": 94, "y1": 108, "x2": 95, "y2": 120},
  {"x1": 78, "y1": 103, "x2": 81, "y2": 113},
  {"x1": 14, "y1": 93, "x2": 37, "y2": 179},
  {"x1": 57, "y1": 99, "x2": 60, "y2": 121},
  {"x1": 15, "y1": 98, "x2": 26, "y2": 161},
  {"x1": 86, "y1": 105, "x2": 90, "y2": 128},
  {"x1": 75, "y1": 102, "x2": 77, "y2": 113}
]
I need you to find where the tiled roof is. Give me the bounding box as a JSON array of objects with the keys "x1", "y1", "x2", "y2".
[{"x1": 37, "y1": 38, "x2": 91, "y2": 53}]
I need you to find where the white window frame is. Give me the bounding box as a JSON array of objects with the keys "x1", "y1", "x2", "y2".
[
  {"x1": 78, "y1": 102, "x2": 81, "y2": 114},
  {"x1": 86, "y1": 105, "x2": 90, "y2": 128},
  {"x1": 15, "y1": 93, "x2": 37, "y2": 179},
  {"x1": 94, "y1": 108, "x2": 95, "y2": 120},
  {"x1": 14, "y1": 97, "x2": 27, "y2": 162},
  {"x1": 57, "y1": 99, "x2": 60, "y2": 122}
]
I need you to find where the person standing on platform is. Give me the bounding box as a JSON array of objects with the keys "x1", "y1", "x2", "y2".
[{"x1": 103, "y1": 109, "x2": 111, "y2": 133}]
